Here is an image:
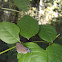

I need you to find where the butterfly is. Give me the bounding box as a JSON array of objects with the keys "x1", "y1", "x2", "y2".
[{"x1": 16, "y1": 42, "x2": 30, "y2": 54}]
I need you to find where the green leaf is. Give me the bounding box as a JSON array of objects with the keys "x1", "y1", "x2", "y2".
[
  {"x1": 17, "y1": 42, "x2": 47, "y2": 62},
  {"x1": 13, "y1": 0, "x2": 30, "y2": 11},
  {"x1": 0, "y1": 21, "x2": 20, "y2": 44},
  {"x1": 46, "y1": 44, "x2": 62, "y2": 62},
  {"x1": 38, "y1": 25, "x2": 57, "y2": 42},
  {"x1": 17, "y1": 15, "x2": 39, "y2": 39}
]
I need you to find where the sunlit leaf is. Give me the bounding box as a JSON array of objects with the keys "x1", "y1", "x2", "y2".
[
  {"x1": 46, "y1": 44, "x2": 62, "y2": 62},
  {"x1": 0, "y1": 21, "x2": 20, "y2": 44}
]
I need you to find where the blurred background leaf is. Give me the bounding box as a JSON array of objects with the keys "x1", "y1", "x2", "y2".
[{"x1": 13, "y1": 0, "x2": 30, "y2": 11}]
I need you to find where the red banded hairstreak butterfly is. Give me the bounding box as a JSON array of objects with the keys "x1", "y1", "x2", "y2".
[{"x1": 16, "y1": 42, "x2": 30, "y2": 54}]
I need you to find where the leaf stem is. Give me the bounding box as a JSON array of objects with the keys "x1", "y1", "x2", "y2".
[
  {"x1": 0, "y1": 7, "x2": 22, "y2": 13},
  {"x1": 33, "y1": 41, "x2": 52, "y2": 44},
  {"x1": 33, "y1": 41, "x2": 45, "y2": 43},
  {"x1": 56, "y1": 34, "x2": 60, "y2": 38},
  {"x1": 0, "y1": 46, "x2": 16, "y2": 55}
]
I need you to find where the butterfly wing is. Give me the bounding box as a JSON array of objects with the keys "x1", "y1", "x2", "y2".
[{"x1": 16, "y1": 42, "x2": 28, "y2": 54}]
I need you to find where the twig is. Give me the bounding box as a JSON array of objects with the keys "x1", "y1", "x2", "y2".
[{"x1": 0, "y1": 46, "x2": 16, "y2": 55}]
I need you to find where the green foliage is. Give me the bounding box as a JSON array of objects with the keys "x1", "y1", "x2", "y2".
[
  {"x1": 38, "y1": 25, "x2": 57, "y2": 42},
  {"x1": 17, "y1": 42, "x2": 47, "y2": 62},
  {"x1": 0, "y1": 21, "x2": 20, "y2": 44},
  {"x1": 17, "y1": 42, "x2": 62, "y2": 62},
  {"x1": 0, "y1": 15, "x2": 60, "y2": 62},
  {"x1": 17, "y1": 15, "x2": 39, "y2": 39},
  {"x1": 46, "y1": 44, "x2": 62, "y2": 62},
  {"x1": 13, "y1": 0, "x2": 30, "y2": 11},
  {"x1": 0, "y1": 0, "x2": 62, "y2": 62}
]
